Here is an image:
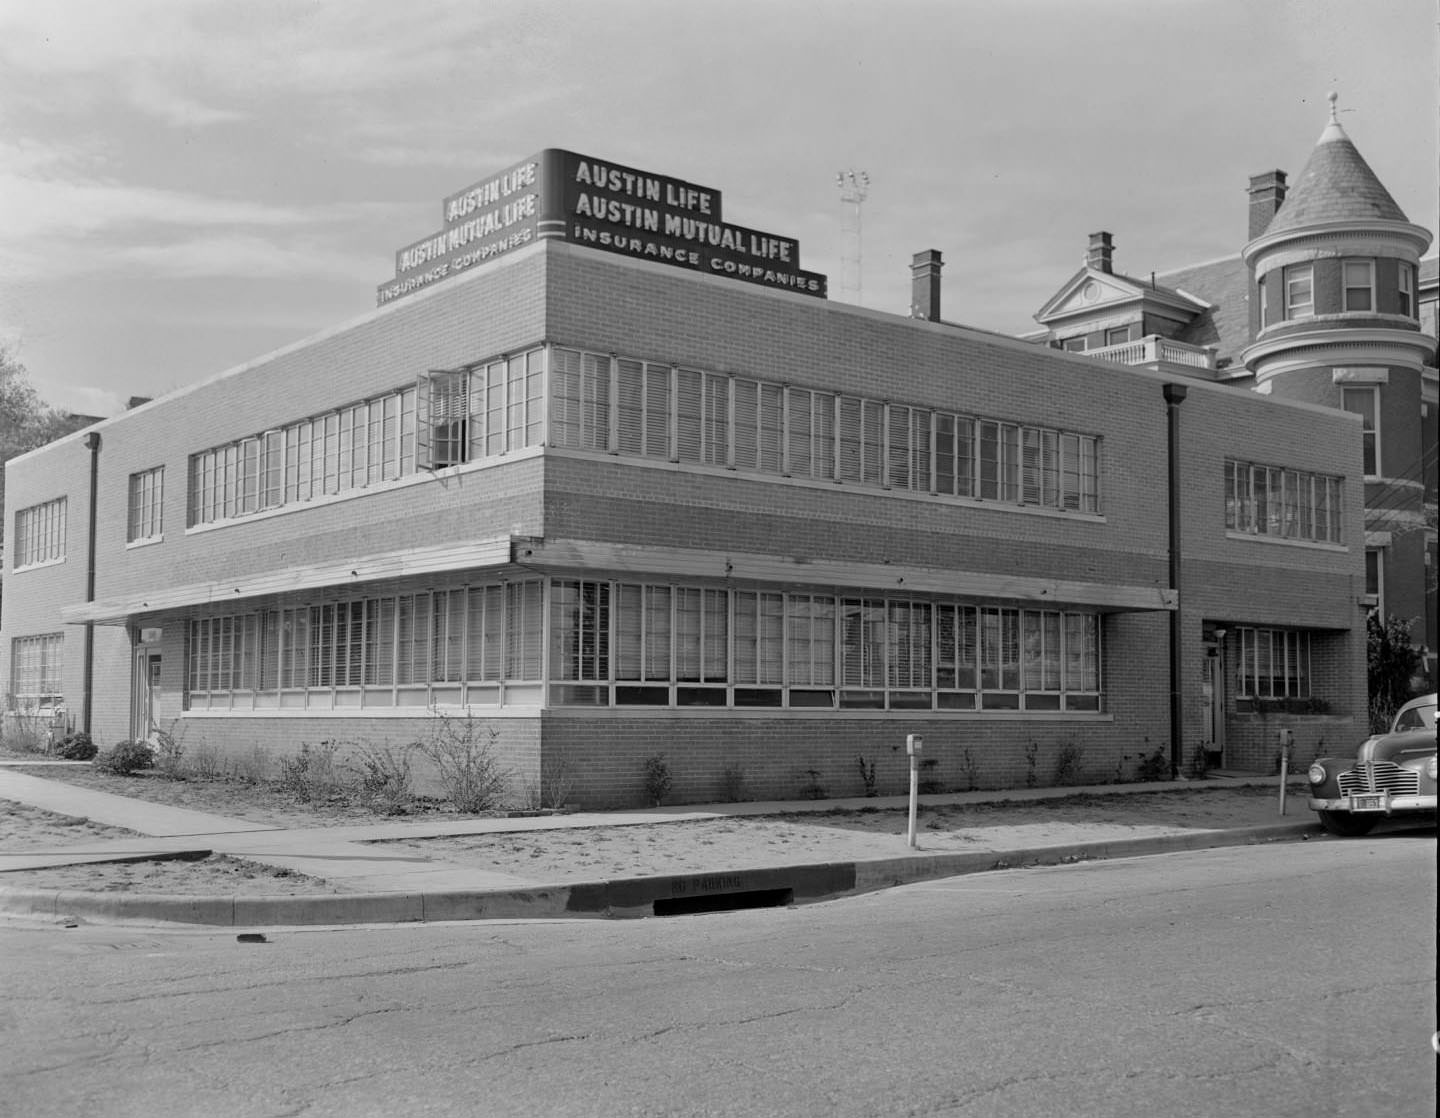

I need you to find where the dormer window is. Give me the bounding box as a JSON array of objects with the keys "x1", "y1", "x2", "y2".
[
  {"x1": 1283, "y1": 265, "x2": 1313, "y2": 319},
  {"x1": 1342, "y1": 260, "x2": 1374, "y2": 311}
]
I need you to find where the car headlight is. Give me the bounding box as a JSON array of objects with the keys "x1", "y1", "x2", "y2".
[
  {"x1": 1308, "y1": 763, "x2": 1327, "y2": 785},
  {"x1": 1428, "y1": 756, "x2": 1438, "y2": 781}
]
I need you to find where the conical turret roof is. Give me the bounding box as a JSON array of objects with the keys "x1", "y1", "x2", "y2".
[{"x1": 1264, "y1": 96, "x2": 1409, "y2": 235}]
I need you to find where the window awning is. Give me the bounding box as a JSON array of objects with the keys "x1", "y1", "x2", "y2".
[
  {"x1": 515, "y1": 538, "x2": 1176, "y2": 613},
  {"x1": 59, "y1": 536, "x2": 514, "y2": 624}
]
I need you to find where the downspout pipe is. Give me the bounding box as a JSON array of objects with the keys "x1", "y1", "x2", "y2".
[
  {"x1": 82, "y1": 430, "x2": 101, "y2": 738},
  {"x1": 1162, "y1": 384, "x2": 1187, "y2": 778}
]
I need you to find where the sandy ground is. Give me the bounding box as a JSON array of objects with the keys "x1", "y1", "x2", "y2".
[
  {"x1": 2, "y1": 764, "x2": 1309, "y2": 896},
  {"x1": 371, "y1": 786, "x2": 1304, "y2": 884}
]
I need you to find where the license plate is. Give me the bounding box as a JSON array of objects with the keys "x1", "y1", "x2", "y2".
[{"x1": 1350, "y1": 793, "x2": 1387, "y2": 812}]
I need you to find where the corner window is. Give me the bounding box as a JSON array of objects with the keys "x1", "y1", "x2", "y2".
[
  {"x1": 127, "y1": 467, "x2": 165, "y2": 543},
  {"x1": 1397, "y1": 263, "x2": 1414, "y2": 318},
  {"x1": 1257, "y1": 277, "x2": 1269, "y2": 326},
  {"x1": 1340, "y1": 386, "x2": 1378, "y2": 475},
  {"x1": 416, "y1": 351, "x2": 546, "y2": 471},
  {"x1": 12, "y1": 498, "x2": 67, "y2": 569},
  {"x1": 1342, "y1": 260, "x2": 1374, "y2": 312},
  {"x1": 1284, "y1": 264, "x2": 1313, "y2": 319}
]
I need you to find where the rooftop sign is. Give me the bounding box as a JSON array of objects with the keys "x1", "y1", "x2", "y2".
[{"x1": 377, "y1": 149, "x2": 826, "y2": 306}]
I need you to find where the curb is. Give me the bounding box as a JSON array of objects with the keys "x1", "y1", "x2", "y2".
[{"x1": 0, "y1": 821, "x2": 1319, "y2": 928}]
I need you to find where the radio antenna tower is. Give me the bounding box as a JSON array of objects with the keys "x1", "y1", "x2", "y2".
[{"x1": 835, "y1": 169, "x2": 870, "y2": 304}]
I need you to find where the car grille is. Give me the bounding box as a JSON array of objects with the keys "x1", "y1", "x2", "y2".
[{"x1": 1337, "y1": 762, "x2": 1420, "y2": 797}]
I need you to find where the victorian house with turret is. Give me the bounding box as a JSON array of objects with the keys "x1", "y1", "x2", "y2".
[{"x1": 1028, "y1": 96, "x2": 1438, "y2": 730}]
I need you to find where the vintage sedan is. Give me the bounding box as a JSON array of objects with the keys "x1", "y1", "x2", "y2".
[{"x1": 1307, "y1": 693, "x2": 1437, "y2": 836}]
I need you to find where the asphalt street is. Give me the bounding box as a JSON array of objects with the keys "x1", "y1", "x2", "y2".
[{"x1": 1, "y1": 831, "x2": 1433, "y2": 1118}]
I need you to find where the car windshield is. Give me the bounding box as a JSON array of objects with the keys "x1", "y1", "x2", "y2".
[{"x1": 1392, "y1": 699, "x2": 1436, "y2": 732}]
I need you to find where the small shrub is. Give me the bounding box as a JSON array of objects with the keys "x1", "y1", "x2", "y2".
[
  {"x1": 229, "y1": 745, "x2": 271, "y2": 785},
  {"x1": 347, "y1": 745, "x2": 415, "y2": 815},
  {"x1": 720, "y1": 763, "x2": 749, "y2": 802},
  {"x1": 182, "y1": 742, "x2": 222, "y2": 782},
  {"x1": 1053, "y1": 742, "x2": 1086, "y2": 786},
  {"x1": 96, "y1": 740, "x2": 155, "y2": 776},
  {"x1": 642, "y1": 753, "x2": 673, "y2": 807},
  {"x1": 279, "y1": 741, "x2": 344, "y2": 804},
  {"x1": 414, "y1": 714, "x2": 508, "y2": 813},
  {"x1": 918, "y1": 756, "x2": 943, "y2": 795},
  {"x1": 799, "y1": 767, "x2": 826, "y2": 800},
  {"x1": 1024, "y1": 741, "x2": 1040, "y2": 789},
  {"x1": 51, "y1": 732, "x2": 97, "y2": 761},
  {"x1": 1, "y1": 702, "x2": 52, "y2": 754},
  {"x1": 1136, "y1": 746, "x2": 1169, "y2": 782},
  {"x1": 153, "y1": 729, "x2": 185, "y2": 780},
  {"x1": 857, "y1": 755, "x2": 878, "y2": 797},
  {"x1": 540, "y1": 750, "x2": 574, "y2": 810}
]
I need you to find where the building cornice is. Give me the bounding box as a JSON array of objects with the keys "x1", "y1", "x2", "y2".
[
  {"x1": 1243, "y1": 219, "x2": 1432, "y2": 266},
  {"x1": 1242, "y1": 327, "x2": 1436, "y2": 380}
]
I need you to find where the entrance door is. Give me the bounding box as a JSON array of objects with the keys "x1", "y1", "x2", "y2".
[
  {"x1": 1202, "y1": 652, "x2": 1225, "y2": 767},
  {"x1": 131, "y1": 651, "x2": 161, "y2": 740}
]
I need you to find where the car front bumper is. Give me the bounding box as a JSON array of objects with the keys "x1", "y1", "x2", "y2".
[{"x1": 1308, "y1": 793, "x2": 1438, "y2": 815}]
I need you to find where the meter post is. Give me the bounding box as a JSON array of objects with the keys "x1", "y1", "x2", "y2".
[
  {"x1": 1277, "y1": 727, "x2": 1294, "y2": 815},
  {"x1": 906, "y1": 734, "x2": 923, "y2": 847}
]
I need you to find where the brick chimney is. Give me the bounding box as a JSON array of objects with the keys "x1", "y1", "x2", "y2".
[
  {"x1": 1247, "y1": 170, "x2": 1288, "y2": 240},
  {"x1": 1086, "y1": 232, "x2": 1114, "y2": 274},
  {"x1": 910, "y1": 249, "x2": 943, "y2": 321}
]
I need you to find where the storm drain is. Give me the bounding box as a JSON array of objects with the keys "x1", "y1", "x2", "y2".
[{"x1": 652, "y1": 887, "x2": 794, "y2": 917}]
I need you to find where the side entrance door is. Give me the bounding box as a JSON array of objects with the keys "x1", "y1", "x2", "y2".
[
  {"x1": 131, "y1": 651, "x2": 161, "y2": 741},
  {"x1": 1202, "y1": 652, "x2": 1225, "y2": 767}
]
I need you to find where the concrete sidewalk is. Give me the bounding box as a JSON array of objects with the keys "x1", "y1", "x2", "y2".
[{"x1": 0, "y1": 764, "x2": 1321, "y2": 927}]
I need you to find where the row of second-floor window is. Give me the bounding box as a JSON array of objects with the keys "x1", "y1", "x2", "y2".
[
  {"x1": 186, "y1": 349, "x2": 545, "y2": 528},
  {"x1": 8, "y1": 633, "x2": 64, "y2": 709},
  {"x1": 545, "y1": 348, "x2": 1102, "y2": 512},
  {"x1": 1224, "y1": 459, "x2": 1343, "y2": 543},
  {"x1": 1235, "y1": 628, "x2": 1310, "y2": 700},
  {"x1": 11, "y1": 498, "x2": 66, "y2": 569},
  {"x1": 1264, "y1": 259, "x2": 1419, "y2": 322},
  {"x1": 187, "y1": 383, "x2": 422, "y2": 526},
  {"x1": 186, "y1": 579, "x2": 1104, "y2": 714},
  {"x1": 548, "y1": 581, "x2": 1102, "y2": 712},
  {"x1": 181, "y1": 343, "x2": 1103, "y2": 531}
]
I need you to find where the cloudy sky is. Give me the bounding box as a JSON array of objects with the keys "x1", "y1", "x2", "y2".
[{"x1": 1, "y1": 0, "x2": 1434, "y2": 417}]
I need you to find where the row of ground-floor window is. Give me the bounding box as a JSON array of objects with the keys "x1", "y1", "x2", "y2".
[{"x1": 126, "y1": 575, "x2": 1330, "y2": 715}]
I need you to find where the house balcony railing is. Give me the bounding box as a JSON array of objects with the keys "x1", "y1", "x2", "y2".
[{"x1": 1087, "y1": 334, "x2": 1217, "y2": 372}]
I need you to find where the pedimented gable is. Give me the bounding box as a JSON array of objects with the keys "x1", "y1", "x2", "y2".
[
  {"x1": 1035, "y1": 268, "x2": 1147, "y2": 324},
  {"x1": 1035, "y1": 267, "x2": 1211, "y2": 329}
]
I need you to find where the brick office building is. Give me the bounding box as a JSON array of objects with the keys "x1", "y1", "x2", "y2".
[{"x1": 3, "y1": 150, "x2": 1370, "y2": 806}]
